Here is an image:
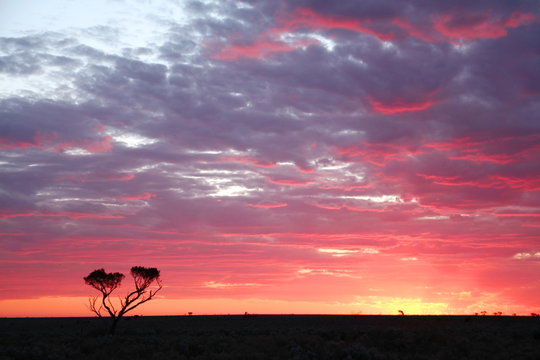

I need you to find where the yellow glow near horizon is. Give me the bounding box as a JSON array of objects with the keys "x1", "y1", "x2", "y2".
[
  {"x1": 0, "y1": 296, "x2": 469, "y2": 317},
  {"x1": 1, "y1": 295, "x2": 532, "y2": 317}
]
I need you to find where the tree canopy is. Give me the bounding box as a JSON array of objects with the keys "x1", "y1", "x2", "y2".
[{"x1": 84, "y1": 269, "x2": 125, "y2": 295}]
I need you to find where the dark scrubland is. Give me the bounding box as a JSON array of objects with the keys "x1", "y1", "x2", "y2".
[{"x1": 1, "y1": 315, "x2": 539, "y2": 359}]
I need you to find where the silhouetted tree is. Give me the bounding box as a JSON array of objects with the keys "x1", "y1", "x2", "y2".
[{"x1": 84, "y1": 266, "x2": 162, "y2": 334}]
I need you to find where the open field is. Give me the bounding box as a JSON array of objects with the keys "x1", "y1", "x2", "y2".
[{"x1": 1, "y1": 315, "x2": 539, "y2": 359}]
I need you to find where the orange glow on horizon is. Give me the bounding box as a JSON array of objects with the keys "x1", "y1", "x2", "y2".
[{"x1": 0, "y1": 296, "x2": 532, "y2": 318}]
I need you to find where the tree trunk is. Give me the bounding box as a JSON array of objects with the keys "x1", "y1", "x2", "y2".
[{"x1": 109, "y1": 316, "x2": 121, "y2": 335}]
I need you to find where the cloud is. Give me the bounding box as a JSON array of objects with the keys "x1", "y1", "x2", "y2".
[
  {"x1": 272, "y1": 7, "x2": 394, "y2": 41},
  {"x1": 203, "y1": 281, "x2": 263, "y2": 289},
  {"x1": 0, "y1": 211, "x2": 124, "y2": 219},
  {"x1": 247, "y1": 203, "x2": 288, "y2": 209},
  {"x1": 512, "y1": 252, "x2": 540, "y2": 260},
  {"x1": 317, "y1": 248, "x2": 359, "y2": 257},
  {"x1": 297, "y1": 268, "x2": 361, "y2": 278},
  {"x1": 117, "y1": 193, "x2": 157, "y2": 201},
  {"x1": 368, "y1": 97, "x2": 437, "y2": 114},
  {"x1": 213, "y1": 40, "x2": 296, "y2": 60},
  {"x1": 432, "y1": 11, "x2": 536, "y2": 42}
]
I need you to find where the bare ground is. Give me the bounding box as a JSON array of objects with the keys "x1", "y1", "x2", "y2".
[{"x1": 1, "y1": 315, "x2": 539, "y2": 359}]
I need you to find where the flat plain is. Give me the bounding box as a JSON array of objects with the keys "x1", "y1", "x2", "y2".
[{"x1": 1, "y1": 315, "x2": 539, "y2": 359}]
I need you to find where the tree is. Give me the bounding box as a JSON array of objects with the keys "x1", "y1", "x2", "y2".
[{"x1": 84, "y1": 266, "x2": 162, "y2": 334}]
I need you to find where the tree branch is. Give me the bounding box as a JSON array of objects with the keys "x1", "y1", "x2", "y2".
[
  {"x1": 120, "y1": 284, "x2": 162, "y2": 316},
  {"x1": 87, "y1": 296, "x2": 103, "y2": 317},
  {"x1": 101, "y1": 294, "x2": 117, "y2": 318}
]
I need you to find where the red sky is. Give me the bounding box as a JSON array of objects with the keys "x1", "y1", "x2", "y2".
[{"x1": 1, "y1": 0, "x2": 539, "y2": 317}]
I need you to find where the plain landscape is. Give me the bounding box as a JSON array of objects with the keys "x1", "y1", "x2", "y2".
[{"x1": 2, "y1": 315, "x2": 540, "y2": 359}]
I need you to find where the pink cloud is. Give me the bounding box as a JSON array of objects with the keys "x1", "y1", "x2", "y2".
[
  {"x1": 268, "y1": 178, "x2": 314, "y2": 186},
  {"x1": 273, "y1": 8, "x2": 394, "y2": 41},
  {"x1": 433, "y1": 11, "x2": 535, "y2": 42},
  {"x1": 424, "y1": 134, "x2": 540, "y2": 164},
  {"x1": 105, "y1": 173, "x2": 135, "y2": 181},
  {"x1": 0, "y1": 132, "x2": 112, "y2": 153},
  {"x1": 448, "y1": 153, "x2": 513, "y2": 164},
  {"x1": 337, "y1": 142, "x2": 422, "y2": 166},
  {"x1": 310, "y1": 203, "x2": 386, "y2": 213},
  {"x1": 211, "y1": 8, "x2": 537, "y2": 61},
  {"x1": 416, "y1": 174, "x2": 540, "y2": 191},
  {"x1": 213, "y1": 40, "x2": 295, "y2": 60},
  {"x1": 81, "y1": 135, "x2": 113, "y2": 153},
  {"x1": 489, "y1": 176, "x2": 540, "y2": 191},
  {"x1": 221, "y1": 155, "x2": 277, "y2": 168},
  {"x1": 213, "y1": 7, "x2": 395, "y2": 60},
  {"x1": 488, "y1": 211, "x2": 540, "y2": 218},
  {"x1": 247, "y1": 203, "x2": 288, "y2": 209},
  {"x1": 212, "y1": 8, "x2": 536, "y2": 62},
  {"x1": 368, "y1": 97, "x2": 437, "y2": 114},
  {"x1": 117, "y1": 192, "x2": 157, "y2": 200},
  {"x1": 318, "y1": 185, "x2": 372, "y2": 191},
  {"x1": 0, "y1": 139, "x2": 35, "y2": 149},
  {"x1": 57, "y1": 173, "x2": 135, "y2": 183},
  {"x1": 393, "y1": 10, "x2": 536, "y2": 43},
  {"x1": 0, "y1": 211, "x2": 124, "y2": 219}
]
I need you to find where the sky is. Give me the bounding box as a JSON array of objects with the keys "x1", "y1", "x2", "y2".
[{"x1": 0, "y1": 0, "x2": 539, "y2": 317}]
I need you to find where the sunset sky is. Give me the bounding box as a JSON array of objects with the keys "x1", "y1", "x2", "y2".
[{"x1": 1, "y1": 0, "x2": 539, "y2": 317}]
